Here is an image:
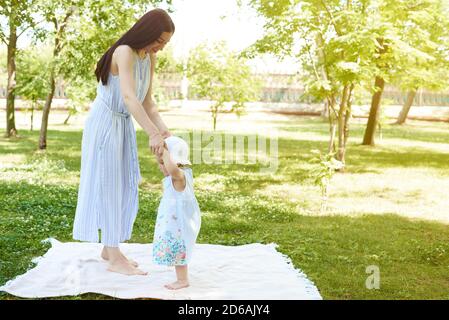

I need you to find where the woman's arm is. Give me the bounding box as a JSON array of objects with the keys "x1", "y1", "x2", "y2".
[
  {"x1": 142, "y1": 52, "x2": 171, "y2": 139},
  {"x1": 145, "y1": 98, "x2": 171, "y2": 138},
  {"x1": 115, "y1": 45, "x2": 165, "y2": 156},
  {"x1": 115, "y1": 45, "x2": 160, "y2": 137}
]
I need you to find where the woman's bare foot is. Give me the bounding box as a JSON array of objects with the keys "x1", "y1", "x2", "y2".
[
  {"x1": 107, "y1": 257, "x2": 148, "y2": 276},
  {"x1": 164, "y1": 280, "x2": 189, "y2": 290},
  {"x1": 101, "y1": 247, "x2": 139, "y2": 267}
]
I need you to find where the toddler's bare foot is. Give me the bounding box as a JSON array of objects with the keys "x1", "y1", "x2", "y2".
[
  {"x1": 107, "y1": 258, "x2": 147, "y2": 276},
  {"x1": 101, "y1": 247, "x2": 139, "y2": 267},
  {"x1": 164, "y1": 280, "x2": 189, "y2": 290}
]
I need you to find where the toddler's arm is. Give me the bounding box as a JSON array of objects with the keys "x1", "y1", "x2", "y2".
[{"x1": 161, "y1": 147, "x2": 185, "y2": 182}]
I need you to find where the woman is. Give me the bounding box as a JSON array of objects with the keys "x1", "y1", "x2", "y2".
[{"x1": 73, "y1": 8, "x2": 174, "y2": 275}]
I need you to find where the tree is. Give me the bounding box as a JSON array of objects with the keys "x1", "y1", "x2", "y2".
[
  {"x1": 363, "y1": 0, "x2": 449, "y2": 142},
  {"x1": 36, "y1": 0, "x2": 77, "y2": 149},
  {"x1": 154, "y1": 45, "x2": 183, "y2": 73},
  {"x1": 245, "y1": 0, "x2": 381, "y2": 166},
  {"x1": 247, "y1": 0, "x2": 449, "y2": 159},
  {"x1": 393, "y1": 0, "x2": 449, "y2": 125},
  {"x1": 187, "y1": 41, "x2": 261, "y2": 130},
  {"x1": 0, "y1": 0, "x2": 42, "y2": 137},
  {"x1": 150, "y1": 45, "x2": 184, "y2": 107},
  {"x1": 15, "y1": 45, "x2": 51, "y2": 130},
  {"x1": 63, "y1": 75, "x2": 97, "y2": 125},
  {"x1": 362, "y1": 36, "x2": 390, "y2": 146},
  {"x1": 36, "y1": 0, "x2": 173, "y2": 149}
]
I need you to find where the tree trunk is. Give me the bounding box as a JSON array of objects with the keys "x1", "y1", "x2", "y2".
[
  {"x1": 321, "y1": 99, "x2": 329, "y2": 118},
  {"x1": 343, "y1": 84, "x2": 354, "y2": 150},
  {"x1": 212, "y1": 105, "x2": 218, "y2": 131},
  {"x1": 316, "y1": 32, "x2": 331, "y2": 121},
  {"x1": 38, "y1": 71, "x2": 56, "y2": 149},
  {"x1": 63, "y1": 112, "x2": 71, "y2": 125},
  {"x1": 38, "y1": 14, "x2": 66, "y2": 149},
  {"x1": 30, "y1": 102, "x2": 35, "y2": 131},
  {"x1": 6, "y1": 23, "x2": 18, "y2": 137},
  {"x1": 362, "y1": 76, "x2": 385, "y2": 146},
  {"x1": 327, "y1": 95, "x2": 337, "y2": 154},
  {"x1": 396, "y1": 89, "x2": 416, "y2": 125},
  {"x1": 337, "y1": 85, "x2": 350, "y2": 163}
]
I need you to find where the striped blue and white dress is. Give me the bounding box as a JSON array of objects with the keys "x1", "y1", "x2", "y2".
[{"x1": 73, "y1": 51, "x2": 151, "y2": 247}]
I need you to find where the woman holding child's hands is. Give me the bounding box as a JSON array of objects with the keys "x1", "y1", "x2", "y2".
[{"x1": 150, "y1": 130, "x2": 170, "y2": 162}]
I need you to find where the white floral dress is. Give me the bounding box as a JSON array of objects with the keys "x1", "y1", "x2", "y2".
[{"x1": 152, "y1": 168, "x2": 201, "y2": 266}]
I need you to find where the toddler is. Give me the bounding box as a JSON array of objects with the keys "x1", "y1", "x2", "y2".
[{"x1": 152, "y1": 136, "x2": 201, "y2": 290}]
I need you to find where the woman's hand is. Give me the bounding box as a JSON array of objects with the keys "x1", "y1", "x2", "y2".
[
  {"x1": 149, "y1": 132, "x2": 165, "y2": 157},
  {"x1": 155, "y1": 153, "x2": 164, "y2": 165},
  {"x1": 160, "y1": 130, "x2": 172, "y2": 139}
]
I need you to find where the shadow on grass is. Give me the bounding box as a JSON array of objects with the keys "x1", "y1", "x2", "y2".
[
  {"x1": 2, "y1": 127, "x2": 449, "y2": 193},
  {"x1": 347, "y1": 144, "x2": 449, "y2": 172},
  {"x1": 0, "y1": 130, "x2": 83, "y2": 172}
]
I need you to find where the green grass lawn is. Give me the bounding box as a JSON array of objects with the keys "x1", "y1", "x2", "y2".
[{"x1": 0, "y1": 111, "x2": 448, "y2": 299}]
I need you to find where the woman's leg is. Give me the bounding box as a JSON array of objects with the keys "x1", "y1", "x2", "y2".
[
  {"x1": 98, "y1": 125, "x2": 146, "y2": 275},
  {"x1": 165, "y1": 265, "x2": 189, "y2": 290}
]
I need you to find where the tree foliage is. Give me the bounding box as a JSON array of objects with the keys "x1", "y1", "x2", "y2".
[
  {"x1": 187, "y1": 41, "x2": 262, "y2": 130},
  {"x1": 246, "y1": 0, "x2": 449, "y2": 164}
]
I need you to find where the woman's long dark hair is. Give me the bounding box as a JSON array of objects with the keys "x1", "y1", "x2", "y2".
[{"x1": 95, "y1": 8, "x2": 175, "y2": 85}]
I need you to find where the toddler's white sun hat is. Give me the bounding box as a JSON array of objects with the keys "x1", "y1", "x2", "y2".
[{"x1": 165, "y1": 136, "x2": 192, "y2": 166}]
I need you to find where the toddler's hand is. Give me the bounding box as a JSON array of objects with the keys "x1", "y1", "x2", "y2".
[{"x1": 158, "y1": 162, "x2": 168, "y2": 176}]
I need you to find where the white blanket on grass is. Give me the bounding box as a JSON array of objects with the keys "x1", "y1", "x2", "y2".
[{"x1": 0, "y1": 238, "x2": 322, "y2": 300}]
